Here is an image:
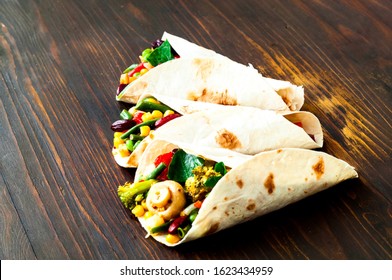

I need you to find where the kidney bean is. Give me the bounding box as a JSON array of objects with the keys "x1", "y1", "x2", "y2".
[
  {"x1": 154, "y1": 113, "x2": 181, "y2": 128},
  {"x1": 111, "y1": 119, "x2": 135, "y2": 132},
  {"x1": 168, "y1": 216, "x2": 187, "y2": 234}
]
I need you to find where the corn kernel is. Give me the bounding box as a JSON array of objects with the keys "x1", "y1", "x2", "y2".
[
  {"x1": 151, "y1": 110, "x2": 163, "y2": 119},
  {"x1": 139, "y1": 125, "x2": 151, "y2": 137},
  {"x1": 143, "y1": 211, "x2": 154, "y2": 219},
  {"x1": 114, "y1": 132, "x2": 124, "y2": 138},
  {"x1": 128, "y1": 76, "x2": 137, "y2": 83},
  {"x1": 120, "y1": 73, "x2": 129, "y2": 84},
  {"x1": 140, "y1": 68, "x2": 148, "y2": 75},
  {"x1": 145, "y1": 214, "x2": 165, "y2": 231},
  {"x1": 131, "y1": 205, "x2": 145, "y2": 217},
  {"x1": 118, "y1": 144, "x2": 131, "y2": 157},
  {"x1": 163, "y1": 110, "x2": 175, "y2": 117},
  {"x1": 141, "y1": 112, "x2": 153, "y2": 122},
  {"x1": 166, "y1": 234, "x2": 181, "y2": 244},
  {"x1": 144, "y1": 97, "x2": 159, "y2": 103},
  {"x1": 113, "y1": 137, "x2": 125, "y2": 149},
  {"x1": 141, "y1": 199, "x2": 148, "y2": 210}
]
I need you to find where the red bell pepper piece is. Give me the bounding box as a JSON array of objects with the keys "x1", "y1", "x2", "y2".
[
  {"x1": 154, "y1": 113, "x2": 181, "y2": 128},
  {"x1": 127, "y1": 62, "x2": 146, "y2": 77},
  {"x1": 154, "y1": 150, "x2": 175, "y2": 181},
  {"x1": 132, "y1": 111, "x2": 145, "y2": 124}
]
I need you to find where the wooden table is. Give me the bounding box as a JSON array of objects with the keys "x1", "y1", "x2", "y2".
[{"x1": 0, "y1": 0, "x2": 391, "y2": 260}]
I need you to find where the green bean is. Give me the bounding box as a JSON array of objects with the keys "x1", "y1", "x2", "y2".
[
  {"x1": 144, "y1": 163, "x2": 167, "y2": 180},
  {"x1": 135, "y1": 98, "x2": 173, "y2": 113},
  {"x1": 189, "y1": 209, "x2": 199, "y2": 223},
  {"x1": 150, "y1": 220, "x2": 172, "y2": 234},
  {"x1": 128, "y1": 134, "x2": 145, "y2": 141},
  {"x1": 178, "y1": 224, "x2": 192, "y2": 238},
  {"x1": 120, "y1": 118, "x2": 159, "y2": 140},
  {"x1": 125, "y1": 140, "x2": 134, "y2": 152},
  {"x1": 120, "y1": 109, "x2": 133, "y2": 120}
]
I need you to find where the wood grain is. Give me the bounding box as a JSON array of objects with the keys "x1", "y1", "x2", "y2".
[{"x1": 0, "y1": 0, "x2": 391, "y2": 260}]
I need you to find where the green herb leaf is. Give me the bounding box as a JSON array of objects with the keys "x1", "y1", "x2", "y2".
[
  {"x1": 214, "y1": 162, "x2": 227, "y2": 175},
  {"x1": 146, "y1": 40, "x2": 174, "y2": 67},
  {"x1": 204, "y1": 176, "x2": 223, "y2": 188},
  {"x1": 168, "y1": 149, "x2": 204, "y2": 183}
]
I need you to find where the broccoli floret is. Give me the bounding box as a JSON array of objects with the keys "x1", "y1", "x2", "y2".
[
  {"x1": 184, "y1": 165, "x2": 223, "y2": 202},
  {"x1": 117, "y1": 179, "x2": 156, "y2": 209}
]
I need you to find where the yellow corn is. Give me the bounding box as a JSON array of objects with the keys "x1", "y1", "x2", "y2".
[
  {"x1": 139, "y1": 125, "x2": 151, "y2": 137},
  {"x1": 151, "y1": 110, "x2": 163, "y2": 119},
  {"x1": 163, "y1": 110, "x2": 175, "y2": 117},
  {"x1": 145, "y1": 214, "x2": 165, "y2": 231},
  {"x1": 141, "y1": 199, "x2": 148, "y2": 210},
  {"x1": 113, "y1": 137, "x2": 125, "y2": 149},
  {"x1": 140, "y1": 68, "x2": 148, "y2": 75},
  {"x1": 114, "y1": 132, "x2": 124, "y2": 138},
  {"x1": 120, "y1": 73, "x2": 129, "y2": 84},
  {"x1": 128, "y1": 76, "x2": 137, "y2": 83},
  {"x1": 131, "y1": 205, "x2": 145, "y2": 217},
  {"x1": 166, "y1": 234, "x2": 181, "y2": 244},
  {"x1": 118, "y1": 144, "x2": 131, "y2": 157},
  {"x1": 141, "y1": 112, "x2": 153, "y2": 122},
  {"x1": 143, "y1": 211, "x2": 154, "y2": 219}
]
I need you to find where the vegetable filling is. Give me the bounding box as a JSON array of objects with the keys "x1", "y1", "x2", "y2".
[
  {"x1": 117, "y1": 148, "x2": 229, "y2": 244},
  {"x1": 117, "y1": 39, "x2": 179, "y2": 96}
]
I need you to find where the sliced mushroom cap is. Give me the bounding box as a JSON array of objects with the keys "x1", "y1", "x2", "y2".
[{"x1": 146, "y1": 180, "x2": 186, "y2": 221}]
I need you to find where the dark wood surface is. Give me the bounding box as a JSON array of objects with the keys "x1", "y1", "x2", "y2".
[{"x1": 0, "y1": 0, "x2": 391, "y2": 260}]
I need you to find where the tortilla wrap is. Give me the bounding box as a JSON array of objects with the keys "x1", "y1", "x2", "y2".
[
  {"x1": 116, "y1": 33, "x2": 304, "y2": 111},
  {"x1": 135, "y1": 139, "x2": 358, "y2": 246},
  {"x1": 162, "y1": 31, "x2": 304, "y2": 110},
  {"x1": 113, "y1": 96, "x2": 323, "y2": 168}
]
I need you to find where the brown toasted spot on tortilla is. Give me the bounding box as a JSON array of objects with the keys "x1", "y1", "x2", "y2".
[
  {"x1": 247, "y1": 199, "x2": 256, "y2": 211},
  {"x1": 264, "y1": 173, "x2": 275, "y2": 194},
  {"x1": 224, "y1": 197, "x2": 229, "y2": 201},
  {"x1": 225, "y1": 211, "x2": 229, "y2": 216},
  {"x1": 193, "y1": 58, "x2": 213, "y2": 82},
  {"x1": 205, "y1": 223, "x2": 220, "y2": 236},
  {"x1": 215, "y1": 129, "x2": 242, "y2": 150},
  {"x1": 277, "y1": 149, "x2": 282, "y2": 153},
  {"x1": 288, "y1": 187, "x2": 292, "y2": 192},
  {"x1": 305, "y1": 177, "x2": 308, "y2": 182},
  {"x1": 312, "y1": 156, "x2": 325, "y2": 180},
  {"x1": 236, "y1": 179, "x2": 244, "y2": 189},
  {"x1": 213, "y1": 206, "x2": 217, "y2": 210},
  {"x1": 304, "y1": 190, "x2": 308, "y2": 194},
  {"x1": 193, "y1": 88, "x2": 238, "y2": 105}
]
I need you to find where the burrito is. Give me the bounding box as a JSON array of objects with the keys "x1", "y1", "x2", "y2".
[
  {"x1": 115, "y1": 32, "x2": 304, "y2": 111},
  {"x1": 111, "y1": 95, "x2": 323, "y2": 168},
  {"x1": 117, "y1": 139, "x2": 358, "y2": 246}
]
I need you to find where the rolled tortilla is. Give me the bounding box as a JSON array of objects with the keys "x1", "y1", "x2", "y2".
[
  {"x1": 162, "y1": 31, "x2": 304, "y2": 111},
  {"x1": 113, "y1": 96, "x2": 323, "y2": 168},
  {"x1": 117, "y1": 32, "x2": 304, "y2": 111},
  {"x1": 135, "y1": 139, "x2": 358, "y2": 246}
]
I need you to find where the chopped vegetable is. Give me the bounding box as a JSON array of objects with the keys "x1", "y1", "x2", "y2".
[
  {"x1": 168, "y1": 216, "x2": 188, "y2": 234},
  {"x1": 135, "y1": 97, "x2": 173, "y2": 113},
  {"x1": 120, "y1": 109, "x2": 133, "y2": 120},
  {"x1": 146, "y1": 40, "x2": 174, "y2": 67},
  {"x1": 184, "y1": 165, "x2": 222, "y2": 202},
  {"x1": 117, "y1": 179, "x2": 157, "y2": 210},
  {"x1": 168, "y1": 149, "x2": 205, "y2": 183},
  {"x1": 120, "y1": 118, "x2": 158, "y2": 140},
  {"x1": 154, "y1": 113, "x2": 181, "y2": 128},
  {"x1": 144, "y1": 162, "x2": 167, "y2": 180}
]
